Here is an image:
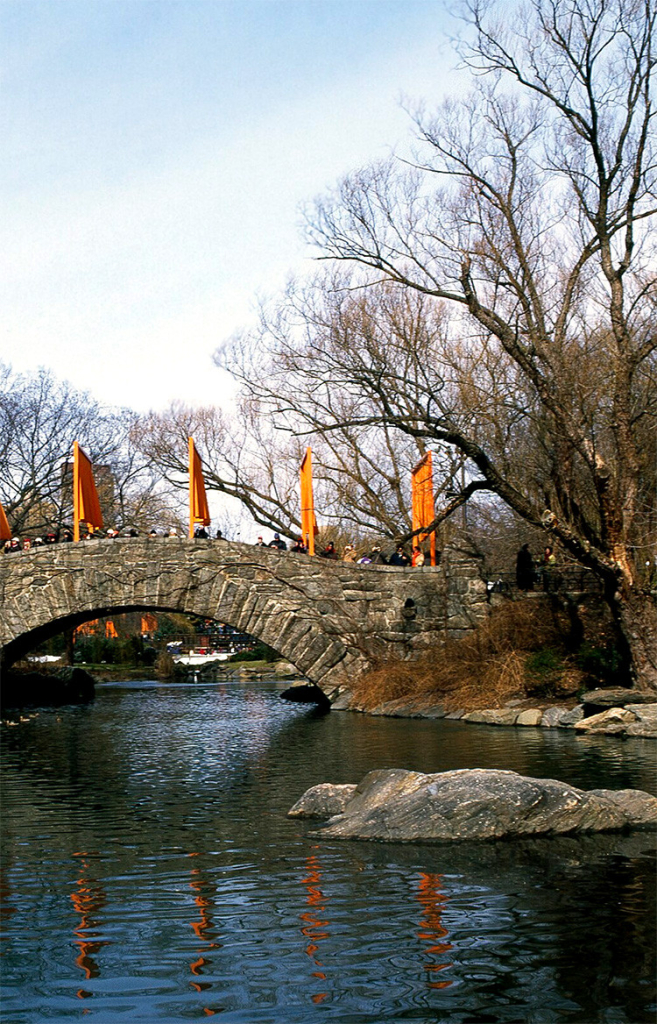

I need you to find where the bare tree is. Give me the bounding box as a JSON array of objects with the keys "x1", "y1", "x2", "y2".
[
  {"x1": 296, "y1": 0, "x2": 657, "y2": 687},
  {"x1": 133, "y1": 401, "x2": 302, "y2": 539},
  {"x1": 0, "y1": 365, "x2": 170, "y2": 535},
  {"x1": 215, "y1": 276, "x2": 479, "y2": 541},
  {"x1": 137, "y1": 303, "x2": 466, "y2": 546}
]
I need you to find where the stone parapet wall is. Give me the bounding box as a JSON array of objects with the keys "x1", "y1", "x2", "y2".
[{"x1": 0, "y1": 538, "x2": 488, "y2": 696}]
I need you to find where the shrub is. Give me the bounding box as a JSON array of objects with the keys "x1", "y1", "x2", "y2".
[
  {"x1": 155, "y1": 652, "x2": 175, "y2": 679},
  {"x1": 524, "y1": 647, "x2": 566, "y2": 697},
  {"x1": 352, "y1": 602, "x2": 562, "y2": 712},
  {"x1": 574, "y1": 641, "x2": 624, "y2": 683}
]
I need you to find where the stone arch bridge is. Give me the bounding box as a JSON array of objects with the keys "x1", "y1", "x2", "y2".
[{"x1": 0, "y1": 538, "x2": 487, "y2": 700}]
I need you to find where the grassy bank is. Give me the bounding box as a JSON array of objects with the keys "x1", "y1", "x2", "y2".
[
  {"x1": 74, "y1": 664, "x2": 160, "y2": 681},
  {"x1": 351, "y1": 600, "x2": 625, "y2": 712}
]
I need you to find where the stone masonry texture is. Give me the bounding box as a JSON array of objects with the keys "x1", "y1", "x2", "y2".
[{"x1": 0, "y1": 538, "x2": 488, "y2": 699}]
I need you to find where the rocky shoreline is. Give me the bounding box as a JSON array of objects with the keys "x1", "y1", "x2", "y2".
[{"x1": 328, "y1": 685, "x2": 657, "y2": 738}]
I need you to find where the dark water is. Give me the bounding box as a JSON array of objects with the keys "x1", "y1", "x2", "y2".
[{"x1": 1, "y1": 680, "x2": 655, "y2": 1023}]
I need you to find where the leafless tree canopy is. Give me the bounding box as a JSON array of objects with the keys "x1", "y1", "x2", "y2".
[
  {"x1": 133, "y1": 401, "x2": 303, "y2": 539},
  {"x1": 214, "y1": 279, "x2": 476, "y2": 543},
  {"x1": 0, "y1": 365, "x2": 171, "y2": 535}
]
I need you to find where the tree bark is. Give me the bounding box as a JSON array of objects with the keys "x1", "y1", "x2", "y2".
[{"x1": 615, "y1": 590, "x2": 657, "y2": 693}]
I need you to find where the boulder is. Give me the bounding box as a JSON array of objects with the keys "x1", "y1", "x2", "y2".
[
  {"x1": 589, "y1": 788, "x2": 657, "y2": 828},
  {"x1": 574, "y1": 707, "x2": 637, "y2": 734},
  {"x1": 288, "y1": 783, "x2": 358, "y2": 818},
  {"x1": 581, "y1": 687, "x2": 654, "y2": 709},
  {"x1": 516, "y1": 708, "x2": 544, "y2": 726},
  {"x1": 541, "y1": 706, "x2": 573, "y2": 728},
  {"x1": 370, "y1": 699, "x2": 425, "y2": 718},
  {"x1": 556, "y1": 705, "x2": 585, "y2": 727},
  {"x1": 288, "y1": 768, "x2": 657, "y2": 842},
  {"x1": 462, "y1": 709, "x2": 519, "y2": 726},
  {"x1": 625, "y1": 704, "x2": 657, "y2": 738},
  {"x1": 274, "y1": 660, "x2": 300, "y2": 678},
  {"x1": 422, "y1": 705, "x2": 448, "y2": 719},
  {"x1": 330, "y1": 689, "x2": 355, "y2": 711}
]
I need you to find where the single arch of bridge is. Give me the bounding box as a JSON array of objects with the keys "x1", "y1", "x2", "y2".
[{"x1": 0, "y1": 537, "x2": 488, "y2": 699}]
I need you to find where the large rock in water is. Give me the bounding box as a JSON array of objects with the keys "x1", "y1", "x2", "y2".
[
  {"x1": 288, "y1": 782, "x2": 357, "y2": 818},
  {"x1": 288, "y1": 768, "x2": 657, "y2": 841}
]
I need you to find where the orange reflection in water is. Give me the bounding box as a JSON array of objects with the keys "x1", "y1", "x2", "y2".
[
  {"x1": 0, "y1": 862, "x2": 17, "y2": 936},
  {"x1": 300, "y1": 847, "x2": 330, "y2": 1005},
  {"x1": 187, "y1": 853, "x2": 222, "y2": 1014},
  {"x1": 70, "y1": 852, "x2": 110, "y2": 999},
  {"x1": 416, "y1": 872, "x2": 453, "y2": 989}
]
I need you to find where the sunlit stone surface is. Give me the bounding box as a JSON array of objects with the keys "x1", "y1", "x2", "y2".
[{"x1": 290, "y1": 768, "x2": 657, "y2": 840}]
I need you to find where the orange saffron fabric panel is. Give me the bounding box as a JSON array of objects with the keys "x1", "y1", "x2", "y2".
[
  {"x1": 411, "y1": 452, "x2": 436, "y2": 565},
  {"x1": 300, "y1": 447, "x2": 317, "y2": 555},
  {"x1": 74, "y1": 442, "x2": 104, "y2": 532},
  {"x1": 0, "y1": 502, "x2": 11, "y2": 542},
  {"x1": 189, "y1": 438, "x2": 210, "y2": 535}
]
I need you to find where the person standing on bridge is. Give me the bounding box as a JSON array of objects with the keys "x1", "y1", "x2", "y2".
[
  {"x1": 409, "y1": 544, "x2": 425, "y2": 569},
  {"x1": 541, "y1": 546, "x2": 558, "y2": 592},
  {"x1": 269, "y1": 533, "x2": 287, "y2": 550},
  {"x1": 515, "y1": 544, "x2": 535, "y2": 591},
  {"x1": 411, "y1": 546, "x2": 425, "y2": 567},
  {"x1": 389, "y1": 545, "x2": 410, "y2": 567}
]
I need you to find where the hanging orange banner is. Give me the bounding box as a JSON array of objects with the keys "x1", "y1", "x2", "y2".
[
  {"x1": 0, "y1": 502, "x2": 12, "y2": 542},
  {"x1": 300, "y1": 447, "x2": 317, "y2": 556},
  {"x1": 141, "y1": 613, "x2": 157, "y2": 634},
  {"x1": 105, "y1": 620, "x2": 118, "y2": 639},
  {"x1": 74, "y1": 619, "x2": 99, "y2": 637},
  {"x1": 189, "y1": 438, "x2": 210, "y2": 538},
  {"x1": 411, "y1": 452, "x2": 436, "y2": 566},
  {"x1": 73, "y1": 442, "x2": 104, "y2": 542}
]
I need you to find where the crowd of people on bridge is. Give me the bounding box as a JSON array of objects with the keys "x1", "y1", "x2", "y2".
[
  {"x1": 3, "y1": 530, "x2": 74, "y2": 552},
  {"x1": 2, "y1": 525, "x2": 143, "y2": 552},
  {"x1": 254, "y1": 531, "x2": 434, "y2": 567},
  {"x1": 3, "y1": 521, "x2": 436, "y2": 568}
]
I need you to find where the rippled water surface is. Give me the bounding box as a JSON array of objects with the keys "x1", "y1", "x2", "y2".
[{"x1": 1, "y1": 680, "x2": 655, "y2": 1023}]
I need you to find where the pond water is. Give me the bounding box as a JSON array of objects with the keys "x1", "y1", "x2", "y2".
[{"x1": 1, "y1": 680, "x2": 655, "y2": 1023}]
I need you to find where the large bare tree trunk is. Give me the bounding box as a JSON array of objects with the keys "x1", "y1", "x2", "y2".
[{"x1": 616, "y1": 592, "x2": 657, "y2": 693}]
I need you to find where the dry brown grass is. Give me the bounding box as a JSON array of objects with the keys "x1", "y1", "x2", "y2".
[{"x1": 351, "y1": 601, "x2": 574, "y2": 712}]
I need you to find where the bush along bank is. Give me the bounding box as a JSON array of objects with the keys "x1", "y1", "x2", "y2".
[{"x1": 333, "y1": 601, "x2": 657, "y2": 738}]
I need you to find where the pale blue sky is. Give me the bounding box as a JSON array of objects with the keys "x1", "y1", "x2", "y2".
[{"x1": 1, "y1": 1, "x2": 461, "y2": 411}]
